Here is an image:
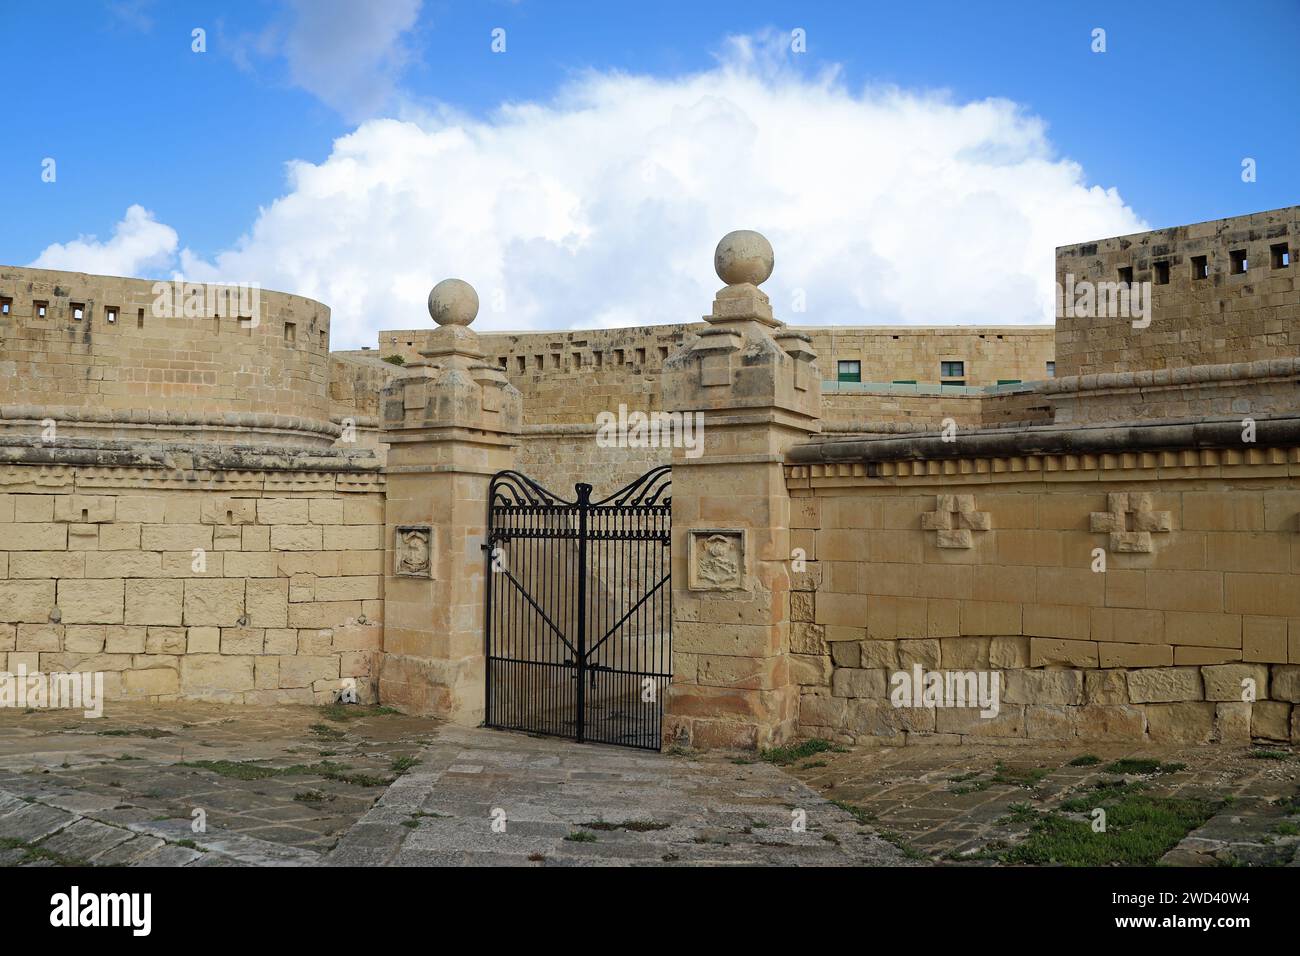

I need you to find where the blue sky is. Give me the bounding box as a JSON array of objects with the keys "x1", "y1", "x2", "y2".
[{"x1": 1, "y1": 1, "x2": 1297, "y2": 344}]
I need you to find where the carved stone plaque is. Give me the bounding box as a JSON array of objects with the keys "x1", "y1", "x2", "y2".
[
  {"x1": 688, "y1": 529, "x2": 746, "y2": 591},
  {"x1": 394, "y1": 525, "x2": 433, "y2": 578}
]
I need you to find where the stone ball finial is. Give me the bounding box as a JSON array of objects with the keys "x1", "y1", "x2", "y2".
[
  {"x1": 714, "y1": 230, "x2": 774, "y2": 286},
  {"x1": 428, "y1": 278, "x2": 479, "y2": 326}
]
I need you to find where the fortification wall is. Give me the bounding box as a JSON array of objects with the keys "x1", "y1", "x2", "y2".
[
  {"x1": 1055, "y1": 205, "x2": 1300, "y2": 377},
  {"x1": 0, "y1": 266, "x2": 334, "y2": 445},
  {"x1": 0, "y1": 452, "x2": 385, "y2": 705},
  {"x1": 786, "y1": 427, "x2": 1300, "y2": 747}
]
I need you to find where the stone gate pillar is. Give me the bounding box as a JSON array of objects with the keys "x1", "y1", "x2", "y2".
[
  {"x1": 378, "y1": 279, "x2": 521, "y2": 722},
  {"x1": 661, "y1": 231, "x2": 821, "y2": 749}
]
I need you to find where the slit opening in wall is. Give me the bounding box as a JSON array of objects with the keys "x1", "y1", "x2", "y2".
[{"x1": 137, "y1": 308, "x2": 145, "y2": 329}]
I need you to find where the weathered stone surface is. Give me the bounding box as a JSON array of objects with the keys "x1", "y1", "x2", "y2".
[
  {"x1": 831, "y1": 668, "x2": 888, "y2": 699},
  {"x1": 897, "y1": 639, "x2": 940, "y2": 670},
  {"x1": 1084, "y1": 669, "x2": 1129, "y2": 705},
  {"x1": 989, "y1": 636, "x2": 1029, "y2": 669},
  {"x1": 1074, "y1": 705, "x2": 1146, "y2": 741},
  {"x1": 1251, "y1": 701, "x2": 1291, "y2": 741},
  {"x1": 1002, "y1": 669, "x2": 1084, "y2": 706},
  {"x1": 1267, "y1": 665, "x2": 1300, "y2": 702},
  {"x1": 1201, "y1": 664, "x2": 1269, "y2": 702},
  {"x1": 1213, "y1": 702, "x2": 1252, "y2": 743},
  {"x1": 1145, "y1": 702, "x2": 1214, "y2": 743},
  {"x1": 1127, "y1": 667, "x2": 1203, "y2": 704}
]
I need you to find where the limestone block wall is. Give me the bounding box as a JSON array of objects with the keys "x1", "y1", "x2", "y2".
[
  {"x1": 515, "y1": 428, "x2": 669, "y2": 498},
  {"x1": 785, "y1": 448, "x2": 1300, "y2": 747},
  {"x1": 0, "y1": 266, "x2": 334, "y2": 441},
  {"x1": 371, "y1": 325, "x2": 1054, "y2": 420},
  {"x1": 1055, "y1": 205, "x2": 1300, "y2": 377},
  {"x1": 0, "y1": 466, "x2": 385, "y2": 705},
  {"x1": 808, "y1": 326, "x2": 1054, "y2": 386}
]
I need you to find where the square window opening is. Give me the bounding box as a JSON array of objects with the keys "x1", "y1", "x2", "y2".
[
  {"x1": 1118, "y1": 266, "x2": 1134, "y2": 285},
  {"x1": 1153, "y1": 261, "x2": 1170, "y2": 285},
  {"x1": 941, "y1": 361, "x2": 965, "y2": 377},
  {"x1": 71, "y1": 302, "x2": 85, "y2": 320},
  {"x1": 34, "y1": 300, "x2": 48, "y2": 319}
]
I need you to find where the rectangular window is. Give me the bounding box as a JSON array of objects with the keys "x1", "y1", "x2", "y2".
[
  {"x1": 836, "y1": 360, "x2": 861, "y2": 383},
  {"x1": 1230, "y1": 249, "x2": 1248, "y2": 274},
  {"x1": 1046, "y1": 361, "x2": 1056, "y2": 377},
  {"x1": 1271, "y1": 243, "x2": 1290, "y2": 269},
  {"x1": 635, "y1": 348, "x2": 646, "y2": 364},
  {"x1": 1153, "y1": 261, "x2": 1170, "y2": 284},
  {"x1": 516, "y1": 356, "x2": 526, "y2": 372},
  {"x1": 1191, "y1": 255, "x2": 1208, "y2": 280},
  {"x1": 34, "y1": 300, "x2": 48, "y2": 318},
  {"x1": 105, "y1": 306, "x2": 118, "y2": 324},
  {"x1": 1118, "y1": 266, "x2": 1133, "y2": 285},
  {"x1": 284, "y1": 321, "x2": 297, "y2": 344},
  {"x1": 0, "y1": 296, "x2": 11, "y2": 316},
  {"x1": 941, "y1": 361, "x2": 964, "y2": 377},
  {"x1": 137, "y1": 308, "x2": 145, "y2": 329},
  {"x1": 997, "y1": 379, "x2": 1022, "y2": 385},
  {"x1": 572, "y1": 352, "x2": 582, "y2": 367},
  {"x1": 945, "y1": 380, "x2": 966, "y2": 387},
  {"x1": 658, "y1": 346, "x2": 669, "y2": 361},
  {"x1": 891, "y1": 379, "x2": 916, "y2": 385},
  {"x1": 71, "y1": 302, "x2": 85, "y2": 320}
]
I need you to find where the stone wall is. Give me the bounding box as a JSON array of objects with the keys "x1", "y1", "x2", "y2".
[
  {"x1": 1055, "y1": 205, "x2": 1300, "y2": 377},
  {"x1": 785, "y1": 440, "x2": 1300, "y2": 747},
  {"x1": 0, "y1": 459, "x2": 385, "y2": 705},
  {"x1": 0, "y1": 267, "x2": 334, "y2": 439}
]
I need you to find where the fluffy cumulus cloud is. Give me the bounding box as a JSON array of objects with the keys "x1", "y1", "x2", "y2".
[
  {"x1": 35, "y1": 36, "x2": 1147, "y2": 348},
  {"x1": 29, "y1": 204, "x2": 178, "y2": 277}
]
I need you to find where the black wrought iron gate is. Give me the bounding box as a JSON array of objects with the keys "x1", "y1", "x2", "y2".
[{"x1": 483, "y1": 466, "x2": 671, "y2": 750}]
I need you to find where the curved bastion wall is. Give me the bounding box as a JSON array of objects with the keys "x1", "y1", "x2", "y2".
[{"x1": 0, "y1": 266, "x2": 336, "y2": 447}]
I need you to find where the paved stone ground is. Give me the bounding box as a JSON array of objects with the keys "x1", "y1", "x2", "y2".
[
  {"x1": 325, "y1": 725, "x2": 909, "y2": 866},
  {"x1": 785, "y1": 741, "x2": 1300, "y2": 866},
  {"x1": 0, "y1": 704, "x2": 908, "y2": 866},
  {"x1": 0, "y1": 702, "x2": 437, "y2": 865},
  {"x1": 6, "y1": 704, "x2": 1293, "y2": 867}
]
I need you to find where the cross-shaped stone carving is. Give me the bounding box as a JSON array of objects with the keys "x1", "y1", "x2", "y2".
[
  {"x1": 921, "y1": 494, "x2": 990, "y2": 549},
  {"x1": 1090, "y1": 492, "x2": 1171, "y2": 553}
]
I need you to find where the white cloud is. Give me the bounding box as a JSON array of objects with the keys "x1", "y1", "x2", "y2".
[
  {"x1": 44, "y1": 36, "x2": 1149, "y2": 349},
  {"x1": 226, "y1": 0, "x2": 423, "y2": 120},
  {"x1": 29, "y1": 204, "x2": 178, "y2": 277}
]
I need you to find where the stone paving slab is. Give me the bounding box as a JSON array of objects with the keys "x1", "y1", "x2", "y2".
[
  {"x1": 325, "y1": 725, "x2": 911, "y2": 867},
  {"x1": 784, "y1": 740, "x2": 1300, "y2": 866}
]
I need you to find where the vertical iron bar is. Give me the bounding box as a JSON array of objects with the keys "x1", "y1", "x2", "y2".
[{"x1": 575, "y1": 482, "x2": 591, "y2": 743}]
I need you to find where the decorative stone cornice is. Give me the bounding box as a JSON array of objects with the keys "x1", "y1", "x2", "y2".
[
  {"x1": 1038, "y1": 357, "x2": 1300, "y2": 395},
  {"x1": 786, "y1": 443, "x2": 1298, "y2": 485},
  {"x1": 787, "y1": 415, "x2": 1300, "y2": 465},
  {"x1": 0, "y1": 404, "x2": 342, "y2": 444},
  {"x1": 0, "y1": 435, "x2": 381, "y2": 475}
]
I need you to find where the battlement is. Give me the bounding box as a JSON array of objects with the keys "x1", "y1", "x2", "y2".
[
  {"x1": 0, "y1": 266, "x2": 336, "y2": 446},
  {"x1": 1055, "y1": 205, "x2": 1300, "y2": 376}
]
